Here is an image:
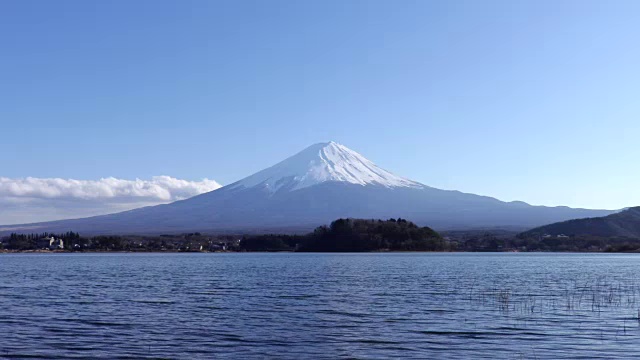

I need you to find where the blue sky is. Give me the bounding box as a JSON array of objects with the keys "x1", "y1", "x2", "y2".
[{"x1": 2, "y1": 0, "x2": 640, "y2": 222}]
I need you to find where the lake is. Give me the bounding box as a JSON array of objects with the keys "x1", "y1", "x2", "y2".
[{"x1": 2, "y1": 253, "x2": 640, "y2": 359}]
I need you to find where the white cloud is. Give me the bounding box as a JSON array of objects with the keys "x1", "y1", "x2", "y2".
[{"x1": 0, "y1": 176, "x2": 222, "y2": 225}]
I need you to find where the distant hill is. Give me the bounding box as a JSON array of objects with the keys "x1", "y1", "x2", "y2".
[{"x1": 521, "y1": 207, "x2": 640, "y2": 238}]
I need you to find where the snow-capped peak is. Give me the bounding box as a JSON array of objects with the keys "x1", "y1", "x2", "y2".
[{"x1": 231, "y1": 141, "x2": 424, "y2": 193}]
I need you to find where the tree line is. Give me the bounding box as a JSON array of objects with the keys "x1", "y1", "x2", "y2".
[
  {"x1": 4, "y1": 218, "x2": 640, "y2": 253},
  {"x1": 4, "y1": 232, "x2": 80, "y2": 250},
  {"x1": 239, "y1": 218, "x2": 448, "y2": 252},
  {"x1": 0, "y1": 232, "x2": 239, "y2": 252}
]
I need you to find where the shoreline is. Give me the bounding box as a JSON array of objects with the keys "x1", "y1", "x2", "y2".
[{"x1": 3, "y1": 249, "x2": 640, "y2": 254}]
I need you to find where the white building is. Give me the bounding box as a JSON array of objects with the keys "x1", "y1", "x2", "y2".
[{"x1": 38, "y1": 237, "x2": 64, "y2": 250}]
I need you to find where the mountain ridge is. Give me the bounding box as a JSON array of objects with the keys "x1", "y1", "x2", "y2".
[
  {"x1": 520, "y1": 207, "x2": 640, "y2": 238},
  {"x1": 0, "y1": 142, "x2": 616, "y2": 235}
]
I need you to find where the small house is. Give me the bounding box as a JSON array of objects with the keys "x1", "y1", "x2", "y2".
[{"x1": 37, "y1": 237, "x2": 64, "y2": 250}]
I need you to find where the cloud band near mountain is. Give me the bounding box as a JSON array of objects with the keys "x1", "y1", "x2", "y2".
[{"x1": 0, "y1": 176, "x2": 222, "y2": 225}]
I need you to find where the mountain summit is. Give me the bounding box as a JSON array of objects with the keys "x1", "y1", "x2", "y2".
[
  {"x1": 231, "y1": 141, "x2": 423, "y2": 193},
  {"x1": 0, "y1": 142, "x2": 616, "y2": 235}
]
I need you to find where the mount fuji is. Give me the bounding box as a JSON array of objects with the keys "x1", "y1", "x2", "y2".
[{"x1": 0, "y1": 142, "x2": 615, "y2": 234}]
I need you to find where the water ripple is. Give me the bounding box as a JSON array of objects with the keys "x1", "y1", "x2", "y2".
[{"x1": 2, "y1": 253, "x2": 640, "y2": 358}]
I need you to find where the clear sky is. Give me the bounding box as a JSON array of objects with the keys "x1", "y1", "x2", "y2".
[{"x1": 2, "y1": 0, "x2": 640, "y2": 223}]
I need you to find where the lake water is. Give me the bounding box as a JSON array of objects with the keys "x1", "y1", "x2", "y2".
[{"x1": 2, "y1": 253, "x2": 640, "y2": 359}]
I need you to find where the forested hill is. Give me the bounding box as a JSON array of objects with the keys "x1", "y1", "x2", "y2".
[
  {"x1": 520, "y1": 207, "x2": 640, "y2": 238},
  {"x1": 240, "y1": 218, "x2": 446, "y2": 252}
]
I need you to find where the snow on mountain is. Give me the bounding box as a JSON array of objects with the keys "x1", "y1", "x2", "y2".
[{"x1": 231, "y1": 141, "x2": 424, "y2": 193}]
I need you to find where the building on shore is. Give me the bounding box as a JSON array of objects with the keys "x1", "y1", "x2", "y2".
[{"x1": 37, "y1": 237, "x2": 64, "y2": 250}]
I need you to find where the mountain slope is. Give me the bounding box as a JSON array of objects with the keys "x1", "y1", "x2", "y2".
[
  {"x1": 0, "y1": 142, "x2": 616, "y2": 235},
  {"x1": 521, "y1": 207, "x2": 640, "y2": 238}
]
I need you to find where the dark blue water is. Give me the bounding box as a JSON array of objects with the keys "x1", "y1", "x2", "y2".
[{"x1": 2, "y1": 253, "x2": 640, "y2": 359}]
